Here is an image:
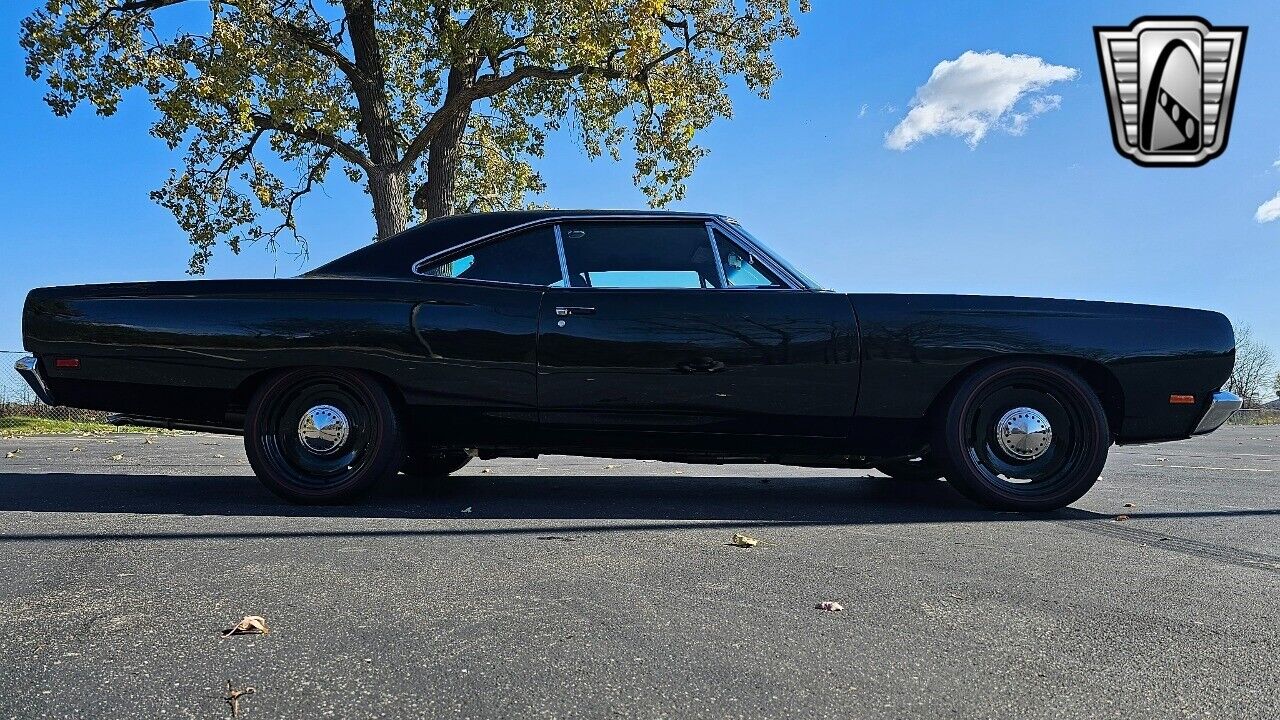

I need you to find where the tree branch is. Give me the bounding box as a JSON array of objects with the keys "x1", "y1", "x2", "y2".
[
  {"x1": 395, "y1": 60, "x2": 631, "y2": 172},
  {"x1": 247, "y1": 111, "x2": 371, "y2": 170}
]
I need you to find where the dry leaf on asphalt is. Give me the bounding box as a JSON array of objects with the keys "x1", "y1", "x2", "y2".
[
  {"x1": 730, "y1": 533, "x2": 759, "y2": 548},
  {"x1": 222, "y1": 615, "x2": 269, "y2": 637},
  {"x1": 815, "y1": 601, "x2": 845, "y2": 612},
  {"x1": 225, "y1": 681, "x2": 255, "y2": 717},
  {"x1": 110, "y1": 454, "x2": 124, "y2": 461}
]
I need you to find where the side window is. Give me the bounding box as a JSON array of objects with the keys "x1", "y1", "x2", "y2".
[
  {"x1": 559, "y1": 222, "x2": 722, "y2": 289},
  {"x1": 711, "y1": 228, "x2": 784, "y2": 288},
  {"x1": 418, "y1": 226, "x2": 564, "y2": 286}
]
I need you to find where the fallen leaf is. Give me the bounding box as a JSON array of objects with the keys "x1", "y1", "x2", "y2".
[
  {"x1": 225, "y1": 680, "x2": 255, "y2": 718},
  {"x1": 730, "y1": 533, "x2": 759, "y2": 548},
  {"x1": 221, "y1": 615, "x2": 269, "y2": 637},
  {"x1": 1114, "y1": 515, "x2": 1130, "y2": 522},
  {"x1": 110, "y1": 454, "x2": 124, "y2": 462},
  {"x1": 815, "y1": 601, "x2": 845, "y2": 612}
]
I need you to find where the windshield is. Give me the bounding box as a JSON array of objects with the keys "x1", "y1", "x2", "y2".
[{"x1": 722, "y1": 219, "x2": 823, "y2": 290}]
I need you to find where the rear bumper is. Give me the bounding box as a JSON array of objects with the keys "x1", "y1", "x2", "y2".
[
  {"x1": 14, "y1": 355, "x2": 55, "y2": 406},
  {"x1": 1193, "y1": 391, "x2": 1242, "y2": 435}
]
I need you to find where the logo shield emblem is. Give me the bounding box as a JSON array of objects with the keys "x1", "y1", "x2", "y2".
[{"x1": 1094, "y1": 17, "x2": 1246, "y2": 166}]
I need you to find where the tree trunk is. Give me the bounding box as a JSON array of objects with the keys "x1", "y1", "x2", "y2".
[
  {"x1": 421, "y1": 109, "x2": 470, "y2": 219},
  {"x1": 419, "y1": 64, "x2": 475, "y2": 220},
  {"x1": 368, "y1": 169, "x2": 410, "y2": 239},
  {"x1": 343, "y1": 0, "x2": 406, "y2": 240}
]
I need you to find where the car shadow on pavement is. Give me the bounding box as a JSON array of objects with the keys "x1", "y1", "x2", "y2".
[{"x1": 1, "y1": 471, "x2": 1277, "y2": 541}]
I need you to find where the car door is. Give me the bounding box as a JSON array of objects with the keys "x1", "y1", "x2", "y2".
[
  {"x1": 408, "y1": 224, "x2": 562, "y2": 445},
  {"x1": 536, "y1": 219, "x2": 859, "y2": 451}
]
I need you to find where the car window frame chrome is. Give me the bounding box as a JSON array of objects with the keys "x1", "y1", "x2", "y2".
[
  {"x1": 705, "y1": 221, "x2": 792, "y2": 290},
  {"x1": 409, "y1": 213, "x2": 810, "y2": 291}
]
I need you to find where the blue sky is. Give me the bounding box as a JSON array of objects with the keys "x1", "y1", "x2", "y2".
[{"x1": 1, "y1": 1, "x2": 1277, "y2": 355}]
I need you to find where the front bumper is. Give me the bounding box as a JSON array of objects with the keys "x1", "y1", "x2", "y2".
[
  {"x1": 14, "y1": 355, "x2": 55, "y2": 405},
  {"x1": 1192, "y1": 390, "x2": 1242, "y2": 435}
]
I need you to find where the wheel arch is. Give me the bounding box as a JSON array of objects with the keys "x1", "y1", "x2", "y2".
[
  {"x1": 228, "y1": 365, "x2": 409, "y2": 422},
  {"x1": 924, "y1": 355, "x2": 1125, "y2": 440}
]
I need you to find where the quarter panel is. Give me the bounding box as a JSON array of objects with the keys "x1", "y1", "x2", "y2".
[{"x1": 850, "y1": 294, "x2": 1235, "y2": 445}]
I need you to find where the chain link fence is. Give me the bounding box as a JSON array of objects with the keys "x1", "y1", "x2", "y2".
[{"x1": 0, "y1": 350, "x2": 109, "y2": 423}]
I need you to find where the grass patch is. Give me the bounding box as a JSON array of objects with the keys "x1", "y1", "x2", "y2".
[{"x1": 0, "y1": 416, "x2": 167, "y2": 437}]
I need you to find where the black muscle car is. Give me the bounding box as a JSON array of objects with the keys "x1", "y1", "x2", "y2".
[{"x1": 18, "y1": 210, "x2": 1241, "y2": 510}]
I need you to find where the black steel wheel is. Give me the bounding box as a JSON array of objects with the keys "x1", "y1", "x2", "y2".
[
  {"x1": 244, "y1": 368, "x2": 402, "y2": 504},
  {"x1": 401, "y1": 449, "x2": 474, "y2": 480},
  {"x1": 875, "y1": 456, "x2": 944, "y2": 482},
  {"x1": 934, "y1": 360, "x2": 1110, "y2": 511}
]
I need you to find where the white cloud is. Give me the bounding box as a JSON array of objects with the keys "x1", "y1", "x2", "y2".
[
  {"x1": 885, "y1": 51, "x2": 1078, "y2": 151},
  {"x1": 1256, "y1": 192, "x2": 1280, "y2": 223},
  {"x1": 858, "y1": 103, "x2": 869, "y2": 119}
]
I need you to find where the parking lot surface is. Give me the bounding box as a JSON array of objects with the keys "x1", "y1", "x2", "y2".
[{"x1": 0, "y1": 426, "x2": 1276, "y2": 719}]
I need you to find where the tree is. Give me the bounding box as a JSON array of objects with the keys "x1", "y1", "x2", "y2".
[
  {"x1": 1225, "y1": 324, "x2": 1275, "y2": 408},
  {"x1": 22, "y1": 0, "x2": 807, "y2": 273}
]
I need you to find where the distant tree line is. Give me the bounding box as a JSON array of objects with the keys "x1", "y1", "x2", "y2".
[{"x1": 1226, "y1": 325, "x2": 1277, "y2": 408}]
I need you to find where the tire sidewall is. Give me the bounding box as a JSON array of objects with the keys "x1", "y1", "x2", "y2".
[
  {"x1": 936, "y1": 361, "x2": 1110, "y2": 511},
  {"x1": 245, "y1": 368, "x2": 402, "y2": 504}
]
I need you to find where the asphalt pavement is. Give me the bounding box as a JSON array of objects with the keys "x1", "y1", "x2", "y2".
[{"x1": 0, "y1": 427, "x2": 1276, "y2": 719}]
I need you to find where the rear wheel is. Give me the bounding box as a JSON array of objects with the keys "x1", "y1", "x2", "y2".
[
  {"x1": 244, "y1": 368, "x2": 402, "y2": 504},
  {"x1": 933, "y1": 360, "x2": 1110, "y2": 511}
]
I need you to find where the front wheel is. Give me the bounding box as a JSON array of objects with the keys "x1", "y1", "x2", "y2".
[
  {"x1": 244, "y1": 368, "x2": 403, "y2": 504},
  {"x1": 933, "y1": 361, "x2": 1110, "y2": 511}
]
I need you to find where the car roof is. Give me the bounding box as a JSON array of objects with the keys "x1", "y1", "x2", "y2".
[{"x1": 306, "y1": 210, "x2": 719, "y2": 279}]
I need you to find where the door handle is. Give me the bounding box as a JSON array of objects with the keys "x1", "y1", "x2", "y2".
[{"x1": 555, "y1": 306, "x2": 596, "y2": 316}]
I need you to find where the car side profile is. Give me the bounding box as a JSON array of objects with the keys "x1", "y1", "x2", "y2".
[{"x1": 18, "y1": 210, "x2": 1240, "y2": 510}]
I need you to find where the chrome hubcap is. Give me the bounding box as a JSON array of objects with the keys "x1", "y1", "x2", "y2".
[
  {"x1": 995, "y1": 407, "x2": 1053, "y2": 461},
  {"x1": 297, "y1": 404, "x2": 349, "y2": 455}
]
